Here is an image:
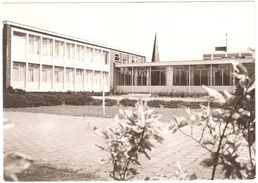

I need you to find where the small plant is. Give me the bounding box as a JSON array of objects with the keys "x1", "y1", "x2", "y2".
[{"x1": 94, "y1": 100, "x2": 165, "y2": 180}]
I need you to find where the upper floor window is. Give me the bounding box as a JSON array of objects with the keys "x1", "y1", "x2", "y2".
[
  {"x1": 103, "y1": 51, "x2": 108, "y2": 65},
  {"x1": 66, "y1": 43, "x2": 75, "y2": 60},
  {"x1": 42, "y1": 38, "x2": 53, "y2": 56},
  {"x1": 76, "y1": 45, "x2": 85, "y2": 61},
  {"x1": 55, "y1": 40, "x2": 64, "y2": 58},
  {"x1": 115, "y1": 54, "x2": 120, "y2": 62},
  {"x1": 29, "y1": 35, "x2": 40, "y2": 55},
  {"x1": 86, "y1": 47, "x2": 93, "y2": 62}
]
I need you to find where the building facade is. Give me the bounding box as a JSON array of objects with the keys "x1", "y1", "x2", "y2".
[
  {"x1": 2, "y1": 21, "x2": 255, "y2": 94},
  {"x1": 2, "y1": 21, "x2": 146, "y2": 92}
]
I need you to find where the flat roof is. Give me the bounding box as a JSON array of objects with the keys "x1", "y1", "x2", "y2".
[
  {"x1": 3, "y1": 20, "x2": 146, "y2": 58},
  {"x1": 115, "y1": 59, "x2": 255, "y2": 67}
]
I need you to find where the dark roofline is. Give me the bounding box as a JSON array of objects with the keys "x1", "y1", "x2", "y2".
[{"x1": 3, "y1": 20, "x2": 146, "y2": 58}]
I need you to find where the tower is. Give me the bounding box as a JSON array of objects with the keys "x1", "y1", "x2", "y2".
[{"x1": 151, "y1": 33, "x2": 160, "y2": 62}]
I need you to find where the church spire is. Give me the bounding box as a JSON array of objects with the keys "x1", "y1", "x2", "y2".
[{"x1": 151, "y1": 33, "x2": 160, "y2": 62}]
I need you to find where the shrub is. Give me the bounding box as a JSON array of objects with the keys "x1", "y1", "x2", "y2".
[
  {"x1": 95, "y1": 100, "x2": 164, "y2": 180},
  {"x1": 105, "y1": 99, "x2": 117, "y2": 106},
  {"x1": 119, "y1": 98, "x2": 137, "y2": 107},
  {"x1": 3, "y1": 93, "x2": 28, "y2": 108}
]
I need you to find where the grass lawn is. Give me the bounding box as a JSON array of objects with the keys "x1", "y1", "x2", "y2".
[{"x1": 4, "y1": 104, "x2": 200, "y2": 122}]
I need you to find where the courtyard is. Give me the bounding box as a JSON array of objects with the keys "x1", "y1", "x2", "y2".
[{"x1": 4, "y1": 105, "x2": 223, "y2": 181}]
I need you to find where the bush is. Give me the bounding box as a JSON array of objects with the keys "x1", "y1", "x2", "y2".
[
  {"x1": 119, "y1": 98, "x2": 137, "y2": 107},
  {"x1": 105, "y1": 99, "x2": 117, "y2": 106},
  {"x1": 3, "y1": 93, "x2": 28, "y2": 108}
]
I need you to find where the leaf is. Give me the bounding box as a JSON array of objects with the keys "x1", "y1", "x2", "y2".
[
  {"x1": 95, "y1": 144, "x2": 106, "y2": 151},
  {"x1": 200, "y1": 158, "x2": 215, "y2": 167},
  {"x1": 140, "y1": 149, "x2": 151, "y2": 160},
  {"x1": 247, "y1": 79, "x2": 255, "y2": 93},
  {"x1": 202, "y1": 85, "x2": 226, "y2": 103},
  {"x1": 153, "y1": 134, "x2": 164, "y2": 143},
  {"x1": 230, "y1": 60, "x2": 247, "y2": 74},
  {"x1": 128, "y1": 168, "x2": 138, "y2": 175}
]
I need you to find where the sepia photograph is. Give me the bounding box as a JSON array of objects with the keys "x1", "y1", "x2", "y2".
[{"x1": 2, "y1": 0, "x2": 256, "y2": 181}]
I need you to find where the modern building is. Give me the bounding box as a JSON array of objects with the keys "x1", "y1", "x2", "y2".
[
  {"x1": 2, "y1": 21, "x2": 146, "y2": 92},
  {"x1": 2, "y1": 21, "x2": 255, "y2": 94}
]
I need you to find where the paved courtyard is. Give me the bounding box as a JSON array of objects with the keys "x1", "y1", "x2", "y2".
[{"x1": 4, "y1": 111, "x2": 221, "y2": 180}]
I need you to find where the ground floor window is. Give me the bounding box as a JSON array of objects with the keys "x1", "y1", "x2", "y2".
[
  {"x1": 12, "y1": 62, "x2": 25, "y2": 82},
  {"x1": 191, "y1": 65, "x2": 210, "y2": 86},
  {"x1": 212, "y1": 64, "x2": 232, "y2": 86},
  {"x1": 28, "y1": 63, "x2": 40, "y2": 82},
  {"x1": 54, "y1": 66, "x2": 64, "y2": 83},
  {"x1": 133, "y1": 68, "x2": 147, "y2": 86},
  {"x1": 42, "y1": 65, "x2": 52, "y2": 83},
  {"x1": 151, "y1": 67, "x2": 166, "y2": 86},
  {"x1": 66, "y1": 68, "x2": 74, "y2": 84},
  {"x1": 118, "y1": 68, "x2": 132, "y2": 86},
  {"x1": 173, "y1": 66, "x2": 189, "y2": 85},
  {"x1": 76, "y1": 69, "x2": 84, "y2": 85}
]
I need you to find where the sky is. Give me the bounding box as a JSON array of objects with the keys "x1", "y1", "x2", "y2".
[{"x1": 2, "y1": 0, "x2": 256, "y2": 62}]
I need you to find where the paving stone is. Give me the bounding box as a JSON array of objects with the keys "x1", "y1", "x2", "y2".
[{"x1": 4, "y1": 111, "x2": 228, "y2": 180}]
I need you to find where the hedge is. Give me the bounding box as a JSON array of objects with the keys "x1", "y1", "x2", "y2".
[{"x1": 3, "y1": 89, "x2": 117, "y2": 108}]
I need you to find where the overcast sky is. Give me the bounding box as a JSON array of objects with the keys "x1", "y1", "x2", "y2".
[{"x1": 2, "y1": 0, "x2": 255, "y2": 62}]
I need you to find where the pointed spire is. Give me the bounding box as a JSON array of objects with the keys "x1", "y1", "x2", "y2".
[{"x1": 151, "y1": 33, "x2": 160, "y2": 62}]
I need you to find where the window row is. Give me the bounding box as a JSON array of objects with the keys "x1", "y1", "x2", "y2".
[
  {"x1": 13, "y1": 31, "x2": 109, "y2": 64},
  {"x1": 114, "y1": 53, "x2": 144, "y2": 63},
  {"x1": 12, "y1": 62, "x2": 108, "y2": 86},
  {"x1": 117, "y1": 65, "x2": 234, "y2": 86}
]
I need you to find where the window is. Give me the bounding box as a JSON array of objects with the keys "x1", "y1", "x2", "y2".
[
  {"x1": 86, "y1": 47, "x2": 93, "y2": 62},
  {"x1": 95, "y1": 49, "x2": 101, "y2": 64},
  {"x1": 103, "y1": 51, "x2": 108, "y2": 65},
  {"x1": 85, "y1": 70, "x2": 92, "y2": 85},
  {"x1": 122, "y1": 54, "x2": 129, "y2": 63},
  {"x1": 12, "y1": 62, "x2": 25, "y2": 81},
  {"x1": 55, "y1": 40, "x2": 64, "y2": 58},
  {"x1": 76, "y1": 45, "x2": 85, "y2": 61},
  {"x1": 76, "y1": 69, "x2": 84, "y2": 85},
  {"x1": 42, "y1": 65, "x2": 52, "y2": 83},
  {"x1": 173, "y1": 66, "x2": 189, "y2": 86},
  {"x1": 134, "y1": 68, "x2": 147, "y2": 86},
  {"x1": 13, "y1": 31, "x2": 26, "y2": 59},
  {"x1": 151, "y1": 67, "x2": 166, "y2": 86},
  {"x1": 29, "y1": 35, "x2": 40, "y2": 55},
  {"x1": 115, "y1": 54, "x2": 120, "y2": 62},
  {"x1": 28, "y1": 64, "x2": 39, "y2": 82},
  {"x1": 42, "y1": 38, "x2": 53, "y2": 56},
  {"x1": 66, "y1": 68, "x2": 74, "y2": 84},
  {"x1": 212, "y1": 64, "x2": 232, "y2": 86},
  {"x1": 54, "y1": 67, "x2": 63, "y2": 83},
  {"x1": 66, "y1": 43, "x2": 75, "y2": 60},
  {"x1": 191, "y1": 65, "x2": 210, "y2": 86}
]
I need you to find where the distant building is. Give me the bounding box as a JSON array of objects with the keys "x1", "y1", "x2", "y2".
[
  {"x1": 114, "y1": 38, "x2": 255, "y2": 94},
  {"x1": 2, "y1": 21, "x2": 255, "y2": 94}
]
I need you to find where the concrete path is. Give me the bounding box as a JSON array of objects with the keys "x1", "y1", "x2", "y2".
[{"x1": 4, "y1": 111, "x2": 222, "y2": 180}]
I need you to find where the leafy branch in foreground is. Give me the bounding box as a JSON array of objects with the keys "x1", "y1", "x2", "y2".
[
  {"x1": 94, "y1": 100, "x2": 165, "y2": 180},
  {"x1": 169, "y1": 61, "x2": 255, "y2": 180},
  {"x1": 4, "y1": 119, "x2": 33, "y2": 181}
]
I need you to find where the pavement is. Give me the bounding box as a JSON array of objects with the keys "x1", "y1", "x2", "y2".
[{"x1": 4, "y1": 111, "x2": 222, "y2": 180}]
